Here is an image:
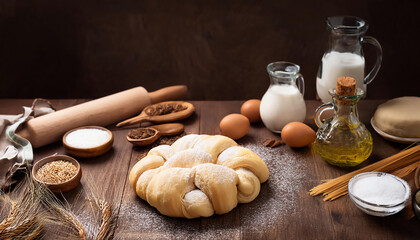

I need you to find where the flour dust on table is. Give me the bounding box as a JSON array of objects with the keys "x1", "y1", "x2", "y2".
[{"x1": 240, "y1": 143, "x2": 307, "y2": 231}]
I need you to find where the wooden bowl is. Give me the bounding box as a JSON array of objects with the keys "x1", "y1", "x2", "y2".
[
  {"x1": 32, "y1": 155, "x2": 82, "y2": 194},
  {"x1": 415, "y1": 165, "x2": 420, "y2": 189},
  {"x1": 63, "y1": 126, "x2": 114, "y2": 158}
]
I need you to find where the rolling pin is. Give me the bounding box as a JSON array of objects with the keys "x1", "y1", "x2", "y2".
[{"x1": 16, "y1": 85, "x2": 187, "y2": 148}]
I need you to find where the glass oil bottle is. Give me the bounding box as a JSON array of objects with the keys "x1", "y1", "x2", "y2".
[{"x1": 314, "y1": 77, "x2": 373, "y2": 167}]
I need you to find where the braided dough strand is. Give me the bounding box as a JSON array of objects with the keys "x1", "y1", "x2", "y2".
[{"x1": 129, "y1": 134, "x2": 269, "y2": 218}]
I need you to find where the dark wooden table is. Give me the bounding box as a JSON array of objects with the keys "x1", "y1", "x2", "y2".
[{"x1": 1, "y1": 99, "x2": 419, "y2": 239}]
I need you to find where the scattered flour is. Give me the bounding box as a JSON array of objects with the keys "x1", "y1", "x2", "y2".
[
  {"x1": 239, "y1": 143, "x2": 307, "y2": 232},
  {"x1": 115, "y1": 143, "x2": 307, "y2": 239}
]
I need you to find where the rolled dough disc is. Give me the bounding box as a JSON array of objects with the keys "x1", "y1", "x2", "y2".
[{"x1": 373, "y1": 97, "x2": 420, "y2": 138}]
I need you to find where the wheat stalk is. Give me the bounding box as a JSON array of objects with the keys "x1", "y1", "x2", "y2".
[
  {"x1": 0, "y1": 169, "x2": 119, "y2": 239},
  {"x1": 95, "y1": 199, "x2": 114, "y2": 240},
  {"x1": 0, "y1": 202, "x2": 17, "y2": 231},
  {"x1": 55, "y1": 207, "x2": 86, "y2": 239},
  {"x1": 0, "y1": 216, "x2": 42, "y2": 240},
  {"x1": 0, "y1": 176, "x2": 45, "y2": 240},
  {"x1": 37, "y1": 183, "x2": 86, "y2": 240},
  {"x1": 0, "y1": 172, "x2": 85, "y2": 240}
]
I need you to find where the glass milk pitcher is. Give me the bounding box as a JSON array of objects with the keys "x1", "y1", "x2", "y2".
[
  {"x1": 316, "y1": 16, "x2": 382, "y2": 103},
  {"x1": 260, "y1": 61, "x2": 306, "y2": 133}
]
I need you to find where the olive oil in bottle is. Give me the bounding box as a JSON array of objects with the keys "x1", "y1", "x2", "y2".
[{"x1": 314, "y1": 77, "x2": 373, "y2": 167}]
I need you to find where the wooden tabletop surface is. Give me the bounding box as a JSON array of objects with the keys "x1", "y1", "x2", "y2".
[{"x1": 1, "y1": 99, "x2": 419, "y2": 239}]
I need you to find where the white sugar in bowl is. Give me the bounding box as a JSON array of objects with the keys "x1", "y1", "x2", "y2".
[
  {"x1": 63, "y1": 126, "x2": 113, "y2": 158},
  {"x1": 348, "y1": 172, "x2": 410, "y2": 217}
]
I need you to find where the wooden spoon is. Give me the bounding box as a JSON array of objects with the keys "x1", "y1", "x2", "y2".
[
  {"x1": 116, "y1": 101, "x2": 194, "y2": 127},
  {"x1": 127, "y1": 123, "x2": 184, "y2": 146}
]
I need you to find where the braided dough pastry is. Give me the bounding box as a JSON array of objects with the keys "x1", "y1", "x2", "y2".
[{"x1": 129, "y1": 134, "x2": 269, "y2": 218}]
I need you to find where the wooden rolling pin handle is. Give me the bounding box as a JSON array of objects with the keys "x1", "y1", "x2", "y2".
[{"x1": 148, "y1": 85, "x2": 188, "y2": 104}]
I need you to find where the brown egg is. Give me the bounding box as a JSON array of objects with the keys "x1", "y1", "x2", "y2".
[
  {"x1": 219, "y1": 114, "x2": 250, "y2": 140},
  {"x1": 240, "y1": 99, "x2": 262, "y2": 123},
  {"x1": 281, "y1": 122, "x2": 316, "y2": 148}
]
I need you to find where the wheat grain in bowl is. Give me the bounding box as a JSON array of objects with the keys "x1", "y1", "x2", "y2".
[
  {"x1": 32, "y1": 154, "x2": 82, "y2": 194},
  {"x1": 36, "y1": 160, "x2": 78, "y2": 184}
]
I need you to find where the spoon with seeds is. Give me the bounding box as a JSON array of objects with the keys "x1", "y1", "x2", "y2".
[
  {"x1": 117, "y1": 101, "x2": 194, "y2": 127},
  {"x1": 127, "y1": 123, "x2": 184, "y2": 146}
]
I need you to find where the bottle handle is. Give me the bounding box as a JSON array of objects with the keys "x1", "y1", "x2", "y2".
[
  {"x1": 362, "y1": 36, "x2": 382, "y2": 85},
  {"x1": 314, "y1": 102, "x2": 334, "y2": 128},
  {"x1": 296, "y1": 73, "x2": 305, "y2": 96}
]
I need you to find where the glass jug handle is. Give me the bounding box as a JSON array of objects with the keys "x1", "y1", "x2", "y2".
[
  {"x1": 362, "y1": 36, "x2": 383, "y2": 85},
  {"x1": 314, "y1": 102, "x2": 334, "y2": 128},
  {"x1": 296, "y1": 73, "x2": 305, "y2": 96}
]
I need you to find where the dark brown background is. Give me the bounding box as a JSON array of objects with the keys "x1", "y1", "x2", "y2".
[{"x1": 0, "y1": 0, "x2": 419, "y2": 100}]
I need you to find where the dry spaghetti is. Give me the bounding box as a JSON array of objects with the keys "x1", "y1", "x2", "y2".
[{"x1": 310, "y1": 144, "x2": 420, "y2": 201}]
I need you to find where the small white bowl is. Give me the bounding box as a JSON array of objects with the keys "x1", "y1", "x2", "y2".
[{"x1": 348, "y1": 172, "x2": 410, "y2": 217}]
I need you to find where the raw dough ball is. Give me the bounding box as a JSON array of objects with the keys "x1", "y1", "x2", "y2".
[{"x1": 373, "y1": 97, "x2": 420, "y2": 138}]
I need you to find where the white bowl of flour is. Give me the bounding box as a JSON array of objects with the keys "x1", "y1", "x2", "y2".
[{"x1": 63, "y1": 126, "x2": 114, "y2": 158}]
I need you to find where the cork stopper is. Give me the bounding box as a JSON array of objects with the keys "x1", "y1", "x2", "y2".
[{"x1": 336, "y1": 76, "x2": 356, "y2": 96}]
